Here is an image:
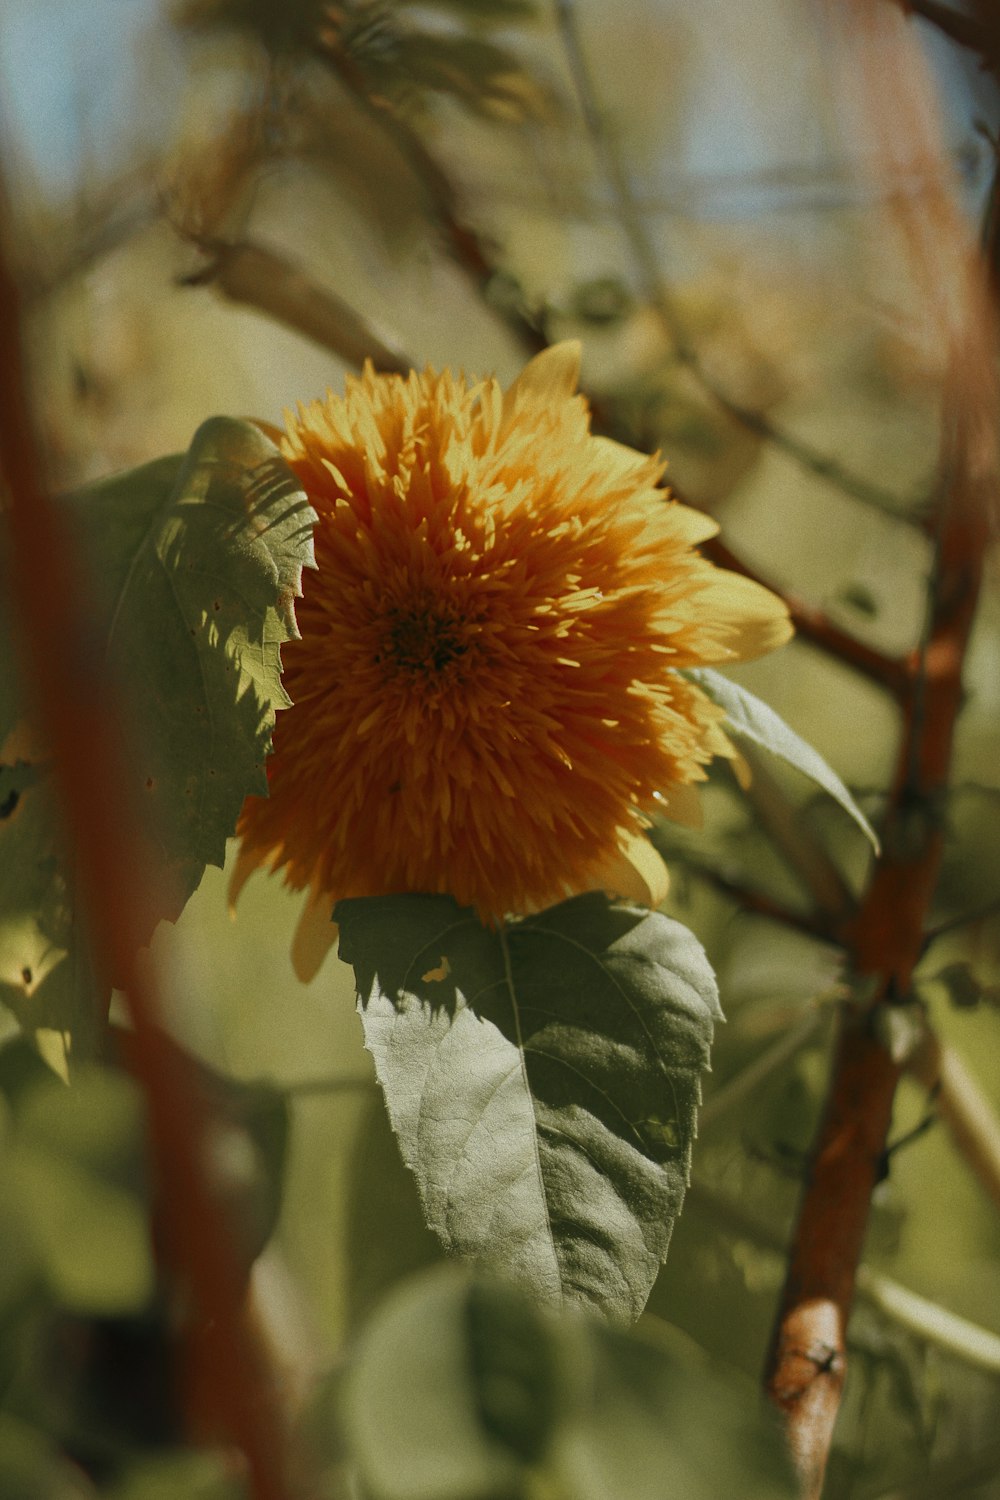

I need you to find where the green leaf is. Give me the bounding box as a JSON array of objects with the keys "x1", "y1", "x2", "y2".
[
  {"x1": 66, "y1": 418, "x2": 315, "y2": 925},
  {"x1": 400, "y1": 0, "x2": 539, "y2": 21},
  {"x1": 336, "y1": 891, "x2": 721, "y2": 1323},
  {"x1": 0, "y1": 1069, "x2": 154, "y2": 1315},
  {"x1": 0, "y1": 1414, "x2": 95, "y2": 1500},
  {"x1": 0, "y1": 765, "x2": 88, "y2": 1036},
  {"x1": 109, "y1": 1451, "x2": 245, "y2": 1500},
  {"x1": 342, "y1": 1266, "x2": 796, "y2": 1500},
  {"x1": 685, "y1": 667, "x2": 879, "y2": 852}
]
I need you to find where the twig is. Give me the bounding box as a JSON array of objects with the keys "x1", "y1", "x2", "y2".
[
  {"x1": 552, "y1": 0, "x2": 915, "y2": 521},
  {"x1": 923, "y1": 893, "x2": 1000, "y2": 945},
  {"x1": 907, "y1": 1030, "x2": 1000, "y2": 1213},
  {"x1": 699, "y1": 1007, "x2": 827, "y2": 1130},
  {"x1": 182, "y1": 238, "x2": 414, "y2": 373},
  {"x1": 686, "y1": 1180, "x2": 1000, "y2": 1374},
  {"x1": 738, "y1": 755, "x2": 855, "y2": 922},
  {"x1": 701, "y1": 536, "x2": 911, "y2": 697},
  {"x1": 0, "y1": 180, "x2": 296, "y2": 1500},
  {"x1": 678, "y1": 858, "x2": 844, "y2": 943}
]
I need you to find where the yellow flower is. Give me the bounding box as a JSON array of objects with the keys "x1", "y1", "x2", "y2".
[{"x1": 234, "y1": 343, "x2": 790, "y2": 977}]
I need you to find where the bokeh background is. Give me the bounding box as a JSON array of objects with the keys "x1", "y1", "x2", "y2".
[{"x1": 2, "y1": 2, "x2": 1000, "y2": 1495}]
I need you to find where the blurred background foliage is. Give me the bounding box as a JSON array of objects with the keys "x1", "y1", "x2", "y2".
[{"x1": 2, "y1": 0, "x2": 1000, "y2": 1496}]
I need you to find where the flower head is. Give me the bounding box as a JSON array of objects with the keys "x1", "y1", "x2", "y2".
[{"x1": 235, "y1": 343, "x2": 790, "y2": 967}]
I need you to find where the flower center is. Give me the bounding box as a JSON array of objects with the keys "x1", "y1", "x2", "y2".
[{"x1": 382, "y1": 602, "x2": 474, "y2": 677}]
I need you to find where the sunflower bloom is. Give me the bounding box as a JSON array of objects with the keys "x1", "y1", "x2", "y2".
[{"x1": 234, "y1": 343, "x2": 790, "y2": 972}]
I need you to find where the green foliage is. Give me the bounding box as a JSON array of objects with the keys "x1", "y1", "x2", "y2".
[
  {"x1": 66, "y1": 417, "x2": 315, "y2": 918},
  {"x1": 687, "y1": 667, "x2": 879, "y2": 852},
  {"x1": 337, "y1": 891, "x2": 721, "y2": 1323},
  {"x1": 342, "y1": 1265, "x2": 797, "y2": 1500},
  {"x1": 0, "y1": 419, "x2": 315, "y2": 1036},
  {"x1": 0, "y1": 1044, "x2": 152, "y2": 1317}
]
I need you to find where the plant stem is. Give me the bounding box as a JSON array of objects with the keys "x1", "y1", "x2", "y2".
[
  {"x1": 700, "y1": 536, "x2": 911, "y2": 698},
  {"x1": 0, "y1": 178, "x2": 296, "y2": 1500},
  {"x1": 182, "y1": 237, "x2": 413, "y2": 373},
  {"x1": 761, "y1": 4, "x2": 998, "y2": 1484}
]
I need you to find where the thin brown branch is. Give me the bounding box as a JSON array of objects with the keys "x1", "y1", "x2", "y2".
[
  {"x1": 924, "y1": 892, "x2": 1000, "y2": 944},
  {"x1": 681, "y1": 859, "x2": 845, "y2": 943},
  {"x1": 701, "y1": 535, "x2": 911, "y2": 696},
  {"x1": 182, "y1": 237, "x2": 414, "y2": 373},
  {"x1": 763, "y1": 5, "x2": 999, "y2": 1493},
  {"x1": 0, "y1": 183, "x2": 296, "y2": 1500}
]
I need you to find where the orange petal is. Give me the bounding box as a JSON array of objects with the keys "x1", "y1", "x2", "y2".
[
  {"x1": 227, "y1": 840, "x2": 263, "y2": 916},
  {"x1": 502, "y1": 340, "x2": 581, "y2": 419},
  {"x1": 591, "y1": 828, "x2": 670, "y2": 908},
  {"x1": 693, "y1": 571, "x2": 793, "y2": 662}
]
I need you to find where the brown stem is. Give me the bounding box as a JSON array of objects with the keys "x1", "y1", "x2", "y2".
[
  {"x1": 762, "y1": 6, "x2": 999, "y2": 1489},
  {"x1": 183, "y1": 237, "x2": 413, "y2": 373},
  {"x1": 0, "y1": 184, "x2": 295, "y2": 1500},
  {"x1": 682, "y1": 860, "x2": 845, "y2": 943}
]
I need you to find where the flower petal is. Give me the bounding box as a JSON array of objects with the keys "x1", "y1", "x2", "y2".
[
  {"x1": 591, "y1": 827, "x2": 670, "y2": 908},
  {"x1": 501, "y1": 340, "x2": 581, "y2": 419},
  {"x1": 291, "y1": 889, "x2": 339, "y2": 983},
  {"x1": 688, "y1": 571, "x2": 793, "y2": 663}
]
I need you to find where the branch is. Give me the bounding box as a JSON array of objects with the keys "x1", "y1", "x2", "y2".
[
  {"x1": 0, "y1": 181, "x2": 297, "y2": 1500},
  {"x1": 701, "y1": 535, "x2": 911, "y2": 697},
  {"x1": 762, "y1": 4, "x2": 999, "y2": 1490},
  {"x1": 907, "y1": 1029, "x2": 1000, "y2": 1213},
  {"x1": 687, "y1": 1180, "x2": 1000, "y2": 1374},
  {"x1": 552, "y1": 0, "x2": 915, "y2": 521},
  {"x1": 679, "y1": 858, "x2": 845, "y2": 943},
  {"x1": 181, "y1": 237, "x2": 414, "y2": 373}
]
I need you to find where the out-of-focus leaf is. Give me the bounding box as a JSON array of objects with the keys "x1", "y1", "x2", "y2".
[
  {"x1": 0, "y1": 767, "x2": 85, "y2": 1036},
  {"x1": 571, "y1": 276, "x2": 633, "y2": 326},
  {"x1": 400, "y1": 0, "x2": 539, "y2": 22},
  {"x1": 386, "y1": 33, "x2": 559, "y2": 122},
  {"x1": 924, "y1": 960, "x2": 1000, "y2": 1010},
  {"x1": 685, "y1": 667, "x2": 879, "y2": 852},
  {"x1": 342, "y1": 1266, "x2": 797, "y2": 1500},
  {"x1": 0, "y1": 1035, "x2": 63, "y2": 1110},
  {"x1": 0, "y1": 1069, "x2": 153, "y2": 1315},
  {"x1": 109, "y1": 1450, "x2": 245, "y2": 1500},
  {"x1": 344, "y1": 1089, "x2": 444, "y2": 1329},
  {"x1": 337, "y1": 891, "x2": 721, "y2": 1323},
  {"x1": 0, "y1": 421, "x2": 315, "y2": 1042},
  {"x1": 0, "y1": 1415, "x2": 95, "y2": 1500}
]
